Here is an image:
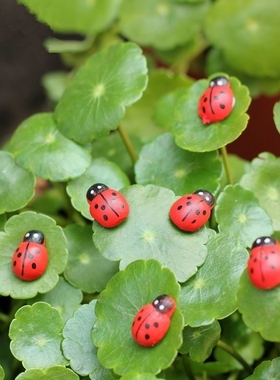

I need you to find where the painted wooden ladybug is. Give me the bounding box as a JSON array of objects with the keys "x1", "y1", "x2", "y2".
[
  {"x1": 247, "y1": 236, "x2": 280, "y2": 290},
  {"x1": 169, "y1": 190, "x2": 215, "y2": 232},
  {"x1": 86, "y1": 183, "x2": 129, "y2": 228},
  {"x1": 12, "y1": 230, "x2": 48, "y2": 281},
  {"x1": 131, "y1": 294, "x2": 176, "y2": 347},
  {"x1": 198, "y1": 76, "x2": 235, "y2": 124}
]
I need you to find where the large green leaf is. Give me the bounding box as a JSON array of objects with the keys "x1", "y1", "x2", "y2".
[
  {"x1": 205, "y1": 0, "x2": 280, "y2": 77},
  {"x1": 93, "y1": 184, "x2": 210, "y2": 283},
  {"x1": 244, "y1": 357, "x2": 280, "y2": 380},
  {"x1": 7, "y1": 113, "x2": 91, "y2": 181},
  {"x1": 0, "y1": 211, "x2": 68, "y2": 299},
  {"x1": 18, "y1": 0, "x2": 121, "y2": 34},
  {"x1": 0, "y1": 151, "x2": 35, "y2": 214},
  {"x1": 179, "y1": 233, "x2": 248, "y2": 326},
  {"x1": 55, "y1": 42, "x2": 148, "y2": 144},
  {"x1": 170, "y1": 75, "x2": 251, "y2": 151},
  {"x1": 15, "y1": 367, "x2": 79, "y2": 380},
  {"x1": 135, "y1": 133, "x2": 222, "y2": 195},
  {"x1": 119, "y1": 0, "x2": 210, "y2": 50},
  {"x1": 92, "y1": 259, "x2": 183, "y2": 376},
  {"x1": 240, "y1": 152, "x2": 280, "y2": 231},
  {"x1": 215, "y1": 184, "x2": 273, "y2": 248},
  {"x1": 237, "y1": 270, "x2": 280, "y2": 342},
  {"x1": 9, "y1": 302, "x2": 68, "y2": 369}
]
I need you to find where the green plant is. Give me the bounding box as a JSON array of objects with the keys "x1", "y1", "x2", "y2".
[{"x1": 1, "y1": 0, "x2": 280, "y2": 379}]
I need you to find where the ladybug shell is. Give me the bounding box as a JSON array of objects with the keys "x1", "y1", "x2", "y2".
[
  {"x1": 198, "y1": 76, "x2": 235, "y2": 124},
  {"x1": 169, "y1": 190, "x2": 215, "y2": 232},
  {"x1": 248, "y1": 236, "x2": 280, "y2": 290},
  {"x1": 12, "y1": 230, "x2": 48, "y2": 281},
  {"x1": 131, "y1": 295, "x2": 176, "y2": 347},
  {"x1": 86, "y1": 183, "x2": 129, "y2": 228}
]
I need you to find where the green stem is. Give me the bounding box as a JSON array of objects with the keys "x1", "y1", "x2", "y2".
[
  {"x1": 118, "y1": 124, "x2": 138, "y2": 163},
  {"x1": 0, "y1": 311, "x2": 9, "y2": 323},
  {"x1": 220, "y1": 145, "x2": 233, "y2": 185},
  {"x1": 217, "y1": 340, "x2": 252, "y2": 374}
]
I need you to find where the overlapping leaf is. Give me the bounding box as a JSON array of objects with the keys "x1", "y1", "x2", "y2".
[
  {"x1": 92, "y1": 259, "x2": 183, "y2": 375},
  {"x1": 15, "y1": 367, "x2": 78, "y2": 380},
  {"x1": 244, "y1": 357, "x2": 280, "y2": 380}
]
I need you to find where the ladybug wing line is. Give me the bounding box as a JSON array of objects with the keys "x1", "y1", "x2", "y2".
[
  {"x1": 21, "y1": 242, "x2": 30, "y2": 277},
  {"x1": 181, "y1": 199, "x2": 204, "y2": 222},
  {"x1": 100, "y1": 193, "x2": 120, "y2": 217},
  {"x1": 209, "y1": 86, "x2": 216, "y2": 115}
]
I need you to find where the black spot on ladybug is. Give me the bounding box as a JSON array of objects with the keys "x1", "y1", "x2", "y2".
[
  {"x1": 265, "y1": 256, "x2": 269, "y2": 260},
  {"x1": 187, "y1": 196, "x2": 192, "y2": 200},
  {"x1": 271, "y1": 265, "x2": 275, "y2": 269},
  {"x1": 28, "y1": 253, "x2": 34, "y2": 259},
  {"x1": 191, "y1": 219, "x2": 196, "y2": 224},
  {"x1": 17, "y1": 252, "x2": 22, "y2": 258},
  {"x1": 13, "y1": 261, "x2": 17, "y2": 267},
  {"x1": 35, "y1": 249, "x2": 40, "y2": 254},
  {"x1": 101, "y1": 205, "x2": 106, "y2": 210},
  {"x1": 154, "y1": 322, "x2": 159, "y2": 328},
  {"x1": 145, "y1": 334, "x2": 150, "y2": 340},
  {"x1": 202, "y1": 107, "x2": 206, "y2": 113},
  {"x1": 112, "y1": 192, "x2": 117, "y2": 196},
  {"x1": 220, "y1": 104, "x2": 225, "y2": 109},
  {"x1": 186, "y1": 201, "x2": 192, "y2": 206},
  {"x1": 145, "y1": 323, "x2": 150, "y2": 329},
  {"x1": 203, "y1": 210, "x2": 207, "y2": 215},
  {"x1": 94, "y1": 204, "x2": 98, "y2": 209},
  {"x1": 203, "y1": 97, "x2": 207, "y2": 102},
  {"x1": 254, "y1": 258, "x2": 257, "y2": 262},
  {"x1": 220, "y1": 91, "x2": 225, "y2": 94},
  {"x1": 103, "y1": 215, "x2": 108, "y2": 221},
  {"x1": 137, "y1": 316, "x2": 142, "y2": 321},
  {"x1": 121, "y1": 204, "x2": 125, "y2": 208},
  {"x1": 31, "y1": 263, "x2": 36, "y2": 269},
  {"x1": 250, "y1": 268, "x2": 254, "y2": 273},
  {"x1": 195, "y1": 210, "x2": 200, "y2": 215},
  {"x1": 177, "y1": 205, "x2": 183, "y2": 210},
  {"x1": 214, "y1": 95, "x2": 219, "y2": 100}
]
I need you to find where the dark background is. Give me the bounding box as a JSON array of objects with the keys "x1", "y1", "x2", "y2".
[{"x1": 1, "y1": 0, "x2": 279, "y2": 159}]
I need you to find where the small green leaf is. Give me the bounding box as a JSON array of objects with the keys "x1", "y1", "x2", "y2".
[
  {"x1": 244, "y1": 357, "x2": 280, "y2": 380},
  {"x1": 55, "y1": 42, "x2": 148, "y2": 144},
  {"x1": 135, "y1": 133, "x2": 222, "y2": 195},
  {"x1": 29, "y1": 277, "x2": 83, "y2": 322},
  {"x1": 64, "y1": 225, "x2": 119, "y2": 293},
  {"x1": 171, "y1": 75, "x2": 251, "y2": 151},
  {"x1": 240, "y1": 152, "x2": 280, "y2": 231},
  {"x1": 7, "y1": 113, "x2": 91, "y2": 181},
  {"x1": 15, "y1": 366, "x2": 79, "y2": 380},
  {"x1": 180, "y1": 321, "x2": 221, "y2": 362},
  {"x1": 62, "y1": 300, "x2": 111, "y2": 380},
  {"x1": 0, "y1": 365, "x2": 4, "y2": 380},
  {"x1": 0, "y1": 151, "x2": 35, "y2": 214},
  {"x1": 93, "y1": 184, "x2": 210, "y2": 283},
  {"x1": 92, "y1": 259, "x2": 183, "y2": 376},
  {"x1": 9, "y1": 302, "x2": 68, "y2": 369},
  {"x1": 67, "y1": 157, "x2": 130, "y2": 220},
  {"x1": 119, "y1": 0, "x2": 210, "y2": 50},
  {"x1": 179, "y1": 233, "x2": 248, "y2": 326},
  {"x1": 273, "y1": 101, "x2": 280, "y2": 134},
  {"x1": 237, "y1": 270, "x2": 280, "y2": 342},
  {"x1": 0, "y1": 211, "x2": 68, "y2": 299},
  {"x1": 18, "y1": 0, "x2": 122, "y2": 34},
  {"x1": 215, "y1": 184, "x2": 273, "y2": 247}
]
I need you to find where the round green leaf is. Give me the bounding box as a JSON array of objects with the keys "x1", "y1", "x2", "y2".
[
  {"x1": 171, "y1": 75, "x2": 251, "y2": 151},
  {"x1": 0, "y1": 211, "x2": 68, "y2": 299},
  {"x1": 7, "y1": 113, "x2": 91, "y2": 181},
  {"x1": 9, "y1": 302, "x2": 68, "y2": 369},
  {"x1": 240, "y1": 152, "x2": 280, "y2": 231},
  {"x1": 29, "y1": 277, "x2": 83, "y2": 322},
  {"x1": 18, "y1": 0, "x2": 121, "y2": 34},
  {"x1": 55, "y1": 42, "x2": 148, "y2": 144},
  {"x1": 215, "y1": 184, "x2": 273, "y2": 248},
  {"x1": 119, "y1": 0, "x2": 210, "y2": 50},
  {"x1": 179, "y1": 233, "x2": 248, "y2": 326},
  {"x1": 179, "y1": 320, "x2": 221, "y2": 362},
  {"x1": 135, "y1": 133, "x2": 222, "y2": 195},
  {"x1": 0, "y1": 365, "x2": 4, "y2": 380},
  {"x1": 15, "y1": 366, "x2": 79, "y2": 380},
  {"x1": 244, "y1": 357, "x2": 280, "y2": 380},
  {"x1": 67, "y1": 157, "x2": 130, "y2": 220},
  {"x1": 93, "y1": 184, "x2": 210, "y2": 283},
  {"x1": 64, "y1": 224, "x2": 119, "y2": 293},
  {"x1": 237, "y1": 270, "x2": 280, "y2": 342},
  {"x1": 62, "y1": 300, "x2": 111, "y2": 380},
  {"x1": 273, "y1": 100, "x2": 280, "y2": 134},
  {"x1": 204, "y1": 0, "x2": 280, "y2": 77},
  {"x1": 0, "y1": 151, "x2": 35, "y2": 214},
  {"x1": 92, "y1": 259, "x2": 183, "y2": 376}
]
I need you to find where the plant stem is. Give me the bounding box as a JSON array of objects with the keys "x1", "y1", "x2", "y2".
[
  {"x1": 217, "y1": 340, "x2": 252, "y2": 374},
  {"x1": 220, "y1": 145, "x2": 233, "y2": 185},
  {"x1": 118, "y1": 124, "x2": 138, "y2": 163},
  {"x1": 0, "y1": 312, "x2": 9, "y2": 323}
]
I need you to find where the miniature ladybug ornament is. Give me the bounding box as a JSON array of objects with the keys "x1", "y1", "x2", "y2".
[
  {"x1": 86, "y1": 183, "x2": 129, "y2": 228},
  {"x1": 131, "y1": 294, "x2": 176, "y2": 347},
  {"x1": 169, "y1": 190, "x2": 215, "y2": 232},
  {"x1": 12, "y1": 230, "x2": 48, "y2": 281},
  {"x1": 198, "y1": 76, "x2": 235, "y2": 124},
  {"x1": 247, "y1": 236, "x2": 280, "y2": 290}
]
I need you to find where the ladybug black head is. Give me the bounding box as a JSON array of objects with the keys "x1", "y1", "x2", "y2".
[
  {"x1": 86, "y1": 183, "x2": 108, "y2": 202},
  {"x1": 194, "y1": 190, "x2": 215, "y2": 208},
  {"x1": 252, "y1": 236, "x2": 276, "y2": 248},
  {"x1": 152, "y1": 294, "x2": 175, "y2": 314},
  {"x1": 209, "y1": 76, "x2": 229, "y2": 88},
  {"x1": 23, "y1": 230, "x2": 45, "y2": 244}
]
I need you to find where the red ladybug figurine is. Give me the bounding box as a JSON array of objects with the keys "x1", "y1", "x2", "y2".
[
  {"x1": 131, "y1": 294, "x2": 176, "y2": 347},
  {"x1": 247, "y1": 236, "x2": 280, "y2": 290},
  {"x1": 169, "y1": 190, "x2": 215, "y2": 232},
  {"x1": 12, "y1": 230, "x2": 48, "y2": 281},
  {"x1": 198, "y1": 76, "x2": 235, "y2": 124},
  {"x1": 86, "y1": 183, "x2": 129, "y2": 228}
]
